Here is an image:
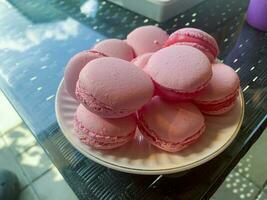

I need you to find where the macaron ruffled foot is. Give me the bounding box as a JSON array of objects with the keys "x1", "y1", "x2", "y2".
[
  {"x1": 74, "y1": 105, "x2": 137, "y2": 149},
  {"x1": 138, "y1": 96, "x2": 205, "y2": 152}
]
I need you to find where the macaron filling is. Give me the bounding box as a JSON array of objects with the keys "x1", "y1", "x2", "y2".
[
  {"x1": 74, "y1": 115, "x2": 135, "y2": 149},
  {"x1": 153, "y1": 73, "x2": 212, "y2": 100},
  {"x1": 138, "y1": 115, "x2": 205, "y2": 152},
  {"x1": 76, "y1": 81, "x2": 134, "y2": 117}
]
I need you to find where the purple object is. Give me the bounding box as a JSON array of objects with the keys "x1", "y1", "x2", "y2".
[{"x1": 246, "y1": 0, "x2": 267, "y2": 31}]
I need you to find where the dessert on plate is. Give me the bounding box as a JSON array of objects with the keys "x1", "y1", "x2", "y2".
[
  {"x1": 145, "y1": 45, "x2": 212, "y2": 100},
  {"x1": 126, "y1": 25, "x2": 169, "y2": 56},
  {"x1": 75, "y1": 57, "x2": 154, "y2": 118},
  {"x1": 193, "y1": 63, "x2": 240, "y2": 115},
  {"x1": 138, "y1": 96, "x2": 205, "y2": 152},
  {"x1": 163, "y1": 27, "x2": 219, "y2": 62},
  {"x1": 92, "y1": 39, "x2": 134, "y2": 61},
  {"x1": 64, "y1": 50, "x2": 105, "y2": 99},
  {"x1": 131, "y1": 52, "x2": 153, "y2": 69},
  {"x1": 62, "y1": 26, "x2": 240, "y2": 152}
]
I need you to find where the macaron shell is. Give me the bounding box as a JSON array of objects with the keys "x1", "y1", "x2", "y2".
[
  {"x1": 76, "y1": 57, "x2": 154, "y2": 117},
  {"x1": 174, "y1": 42, "x2": 215, "y2": 62},
  {"x1": 64, "y1": 50, "x2": 104, "y2": 98},
  {"x1": 131, "y1": 52, "x2": 153, "y2": 69},
  {"x1": 164, "y1": 28, "x2": 219, "y2": 61},
  {"x1": 127, "y1": 25, "x2": 169, "y2": 56},
  {"x1": 93, "y1": 39, "x2": 134, "y2": 61},
  {"x1": 75, "y1": 104, "x2": 137, "y2": 137},
  {"x1": 145, "y1": 45, "x2": 212, "y2": 92},
  {"x1": 194, "y1": 63, "x2": 240, "y2": 103},
  {"x1": 177, "y1": 28, "x2": 219, "y2": 52},
  {"x1": 138, "y1": 96, "x2": 205, "y2": 142},
  {"x1": 166, "y1": 28, "x2": 218, "y2": 54}
]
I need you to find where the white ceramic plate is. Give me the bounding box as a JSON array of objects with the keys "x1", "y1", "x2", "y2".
[{"x1": 55, "y1": 79, "x2": 244, "y2": 175}]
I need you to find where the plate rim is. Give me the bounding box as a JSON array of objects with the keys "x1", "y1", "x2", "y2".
[{"x1": 55, "y1": 79, "x2": 245, "y2": 175}]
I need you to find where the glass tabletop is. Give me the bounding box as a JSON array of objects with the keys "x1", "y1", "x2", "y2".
[{"x1": 0, "y1": 0, "x2": 266, "y2": 199}]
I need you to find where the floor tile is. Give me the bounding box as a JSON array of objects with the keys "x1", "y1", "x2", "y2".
[
  {"x1": 0, "y1": 137, "x2": 29, "y2": 189},
  {"x1": 32, "y1": 167, "x2": 78, "y2": 200},
  {"x1": 235, "y1": 129, "x2": 267, "y2": 188},
  {"x1": 18, "y1": 145, "x2": 53, "y2": 182},
  {"x1": 19, "y1": 186, "x2": 39, "y2": 200},
  {"x1": 212, "y1": 169, "x2": 260, "y2": 200},
  {"x1": 3, "y1": 124, "x2": 36, "y2": 156},
  {"x1": 0, "y1": 91, "x2": 22, "y2": 134},
  {"x1": 256, "y1": 191, "x2": 267, "y2": 200}
]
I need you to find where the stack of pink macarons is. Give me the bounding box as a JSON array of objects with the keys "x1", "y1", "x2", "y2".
[{"x1": 64, "y1": 26, "x2": 240, "y2": 153}]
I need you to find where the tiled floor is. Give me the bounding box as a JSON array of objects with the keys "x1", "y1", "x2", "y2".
[
  {"x1": 213, "y1": 129, "x2": 267, "y2": 200},
  {"x1": 0, "y1": 91, "x2": 78, "y2": 200},
  {"x1": 0, "y1": 90, "x2": 266, "y2": 200}
]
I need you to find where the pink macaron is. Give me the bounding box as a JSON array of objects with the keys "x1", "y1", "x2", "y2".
[
  {"x1": 193, "y1": 63, "x2": 240, "y2": 115},
  {"x1": 131, "y1": 52, "x2": 153, "y2": 69},
  {"x1": 138, "y1": 96, "x2": 205, "y2": 152},
  {"x1": 74, "y1": 104, "x2": 136, "y2": 149},
  {"x1": 164, "y1": 28, "x2": 219, "y2": 62},
  {"x1": 92, "y1": 39, "x2": 135, "y2": 61},
  {"x1": 76, "y1": 57, "x2": 154, "y2": 118},
  {"x1": 126, "y1": 26, "x2": 169, "y2": 56},
  {"x1": 145, "y1": 45, "x2": 212, "y2": 101},
  {"x1": 64, "y1": 50, "x2": 105, "y2": 99}
]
